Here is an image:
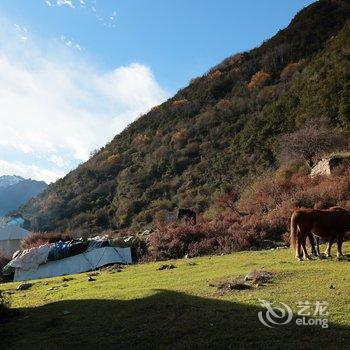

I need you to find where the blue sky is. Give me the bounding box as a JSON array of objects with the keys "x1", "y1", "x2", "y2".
[{"x1": 0, "y1": 0, "x2": 314, "y2": 183}]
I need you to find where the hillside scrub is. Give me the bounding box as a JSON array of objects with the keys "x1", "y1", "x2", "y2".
[{"x1": 145, "y1": 165, "x2": 350, "y2": 260}]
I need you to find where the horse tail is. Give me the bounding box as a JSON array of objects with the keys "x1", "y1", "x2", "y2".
[{"x1": 290, "y1": 212, "x2": 299, "y2": 254}]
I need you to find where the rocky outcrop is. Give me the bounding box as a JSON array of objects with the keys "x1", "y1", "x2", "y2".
[{"x1": 311, "y1": 154, "x2": 350, "y2": 177}]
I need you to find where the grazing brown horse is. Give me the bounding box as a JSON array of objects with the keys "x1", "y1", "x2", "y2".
[
  {"x1": 313, "y1": 207, "x2": 347, "y2": 255},
  {"x1": 290, "y1": 207, "x2": 350, "y2": 260}
]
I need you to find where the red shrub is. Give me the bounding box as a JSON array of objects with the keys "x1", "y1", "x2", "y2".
[
  {"x1": 238, "y1": 168, "x2": 350, "y2": 241},
  {"x1": 22, "y1": 231, "x2": 73, "y2": 249},
  {"x1": 148, "y1": 216, "x2": 262, "y2": 260}
]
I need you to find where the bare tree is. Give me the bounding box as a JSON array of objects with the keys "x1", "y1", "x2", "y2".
[{"x1": 277, "y1": 118, "x2": 347, "y2": 168}]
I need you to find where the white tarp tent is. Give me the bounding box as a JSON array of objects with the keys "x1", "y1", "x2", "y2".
[
  {"x1": 14, "y1": 246, "x2": 132, "y2": 281},
  {"x1": 0, "y1": 225, "x2": 30, "y2": 259}
]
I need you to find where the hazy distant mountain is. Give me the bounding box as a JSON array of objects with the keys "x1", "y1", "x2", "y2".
[
  {"x1": 0, "y1": 176, "x2": 47, "y2": 216},
  {"x1": 0, "y1": 175, "x2": 24, "y2": 189}
]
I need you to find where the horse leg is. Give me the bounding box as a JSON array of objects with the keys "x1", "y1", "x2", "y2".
[
  {"x1": 309, "y1": 234, "x2": 317, "y2": 256},
  {"x1": 316, "y1": 236, "x2": 320, "y2": 256},
  {"x1": 337, "y1": 235, "x2": 344, "y2": 258},
  {"x1": 301, "y1": 236, "x2": 311, "y2": 260},
  {"x1": 295, "y1": 239, "x2": 303, "y2": 260},
  {"x1": 325, "y1": 236, "x2": 335, "y2": 258}
]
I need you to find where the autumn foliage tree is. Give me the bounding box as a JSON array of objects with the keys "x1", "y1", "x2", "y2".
[
  {"x1": 277, "y1": 118, "x2": 347, "y2": 167},
  {"x1": 247, "y1": 71, "x2": 270, "y2": 90}
]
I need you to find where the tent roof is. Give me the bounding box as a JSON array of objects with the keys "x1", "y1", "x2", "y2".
[
  {"x1": 14, "y1": 246, "x2": 132, "y2": 281},
  {"x1": 0, "y1": 225, "x2": 30, "y2": 240}
]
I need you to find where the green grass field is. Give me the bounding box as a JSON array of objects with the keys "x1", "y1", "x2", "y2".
[{"x1": 1, "y1": 244, "x2": 350, "y2": 350}]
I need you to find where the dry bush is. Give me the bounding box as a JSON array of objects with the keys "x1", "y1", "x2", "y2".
[
  {"x1": 148, "y1": 208, "x2": 268, "y2": 261},
  {"x1": 280, "y1": 60, "x2": 306, "y2": 82},
  {"x1": 277, "y1": 118, "x2": 347, "y2": 167},
  {"x1": 239, "y1": 167, "x2": 350, "y2": 239},
  {"x1": 21, "y1": 231, "x2": 73, "y2": 249},
  {"x1": 247, "y1": 71, "x2": 270, "y2": 90}
]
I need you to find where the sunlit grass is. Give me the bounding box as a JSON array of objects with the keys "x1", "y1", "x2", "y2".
[{"x1": 1, "y1": 243, "x2": 350, "y2": 349}]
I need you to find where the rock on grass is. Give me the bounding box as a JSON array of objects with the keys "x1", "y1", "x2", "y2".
[
  {"x1": 244, "y1": 270, "x2": 272, "y2": 284},
  {"x1": 17, "y1": 283, "x2": 33, "y2": 291}
]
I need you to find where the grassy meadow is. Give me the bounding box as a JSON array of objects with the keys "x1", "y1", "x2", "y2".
[{"x1": 1, "y1": 243, "x2": 350, "y2": 349}]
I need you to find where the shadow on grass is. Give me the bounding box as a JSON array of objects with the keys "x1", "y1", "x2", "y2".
[{"x1": 2, "y1": 290, "x2": 349, "y2": 350}]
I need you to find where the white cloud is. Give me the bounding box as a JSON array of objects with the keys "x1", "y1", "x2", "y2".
[
  {"x1": 13, "y1": 24, "x2": 28, "y2": 42},
  {"x1": 43, "y1": 0, "x2": 117, "y2": 28},
  {"x1": 49, "y1": 154, "x2": 66, "y2": 168},
  {"x1": 56, "y1": 0, "x2": 75, "y2": 8},
  {"x1": 0, "y1": 160, "x2": 63, "y2": 184},
  {"x1": 97, "y1": 63, "x2": 167, "y2": 110},
  {"x1": 60, "y1": 35, "x2": 82, "y2": 51},
  {"x1": 45, "y1": 0, "x2": 75, "y2": 8},
  {"x1": 0, "y1": 19, "x2": 169, "y2": 183}
]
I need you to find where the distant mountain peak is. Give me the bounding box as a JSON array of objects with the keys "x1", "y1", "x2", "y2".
[
  {"x1": 0, "y1": 175, "x2": 25, "y2": 188},
  {"x1": 0, "y1": 176, "x2": 48, "y2": 216}
]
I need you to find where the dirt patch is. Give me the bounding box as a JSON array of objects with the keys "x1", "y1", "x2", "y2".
[
  {"x1": 244, "y1": 270, "x2": 273, "y2": 284},
  {"x1": 212, "y1": 270, "x2": 273, "y2": 295},
  {"x1": 157, "y1": 264, "x2": 176, "y2": 271},
  {"x1": 216, "y1": 278, "x2": 252, "y2": 294},
  {"x1": 105, "y1": 264, "x2": 125, "y2": 272},
  {"x1": 62, "y1": 276, "x2": 74, "y2": 282}
]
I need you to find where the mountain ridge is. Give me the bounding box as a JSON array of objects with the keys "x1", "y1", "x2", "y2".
[
  {"x1": 0, "y1": 176, "x2": 47, "y2": 216},
  {"x1": 20, "y1": 0, "x2": 350, "y2": 233},
  {"x1": 0, "y1": 175, "x2": 25, "y2": 189}
]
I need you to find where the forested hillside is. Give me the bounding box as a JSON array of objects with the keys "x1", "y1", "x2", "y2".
[{"x1": 20, "y1": 0, "x2": 350, "y2": 234}]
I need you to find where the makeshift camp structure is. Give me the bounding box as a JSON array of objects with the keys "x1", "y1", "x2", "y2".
[
  {"x1": 13, "y1": 246, "x2": 132, "y2": 281},
  {"x1": 0, "y1": 224, "x2": 30, "y2": 259}
]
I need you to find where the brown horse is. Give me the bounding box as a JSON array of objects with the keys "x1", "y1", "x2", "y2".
[
  {"x1": 313, "y1": 207, "x2": 347, "y2": 255},
  {"x1": 290, "y1": 207, "x2": 350, "y2": 260}
]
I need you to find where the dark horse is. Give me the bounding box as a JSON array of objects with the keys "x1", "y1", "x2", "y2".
[
  {"x1": 177, "y1": 208, "x2": 196, "y2": 225},
  {"x1": 290, "y1": 207, "x2": 350, "y2": 260},
  {"x1": 313, "y1": 207, "x2": 347, "y2": 255}
]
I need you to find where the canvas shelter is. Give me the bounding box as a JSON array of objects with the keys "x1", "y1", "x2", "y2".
[
  {"x1": 0, "y1": 224, "x2": 30, "y2": 259},
  {"x1": 13, "y1": 246, "x2": 132, "y2": 281}
]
